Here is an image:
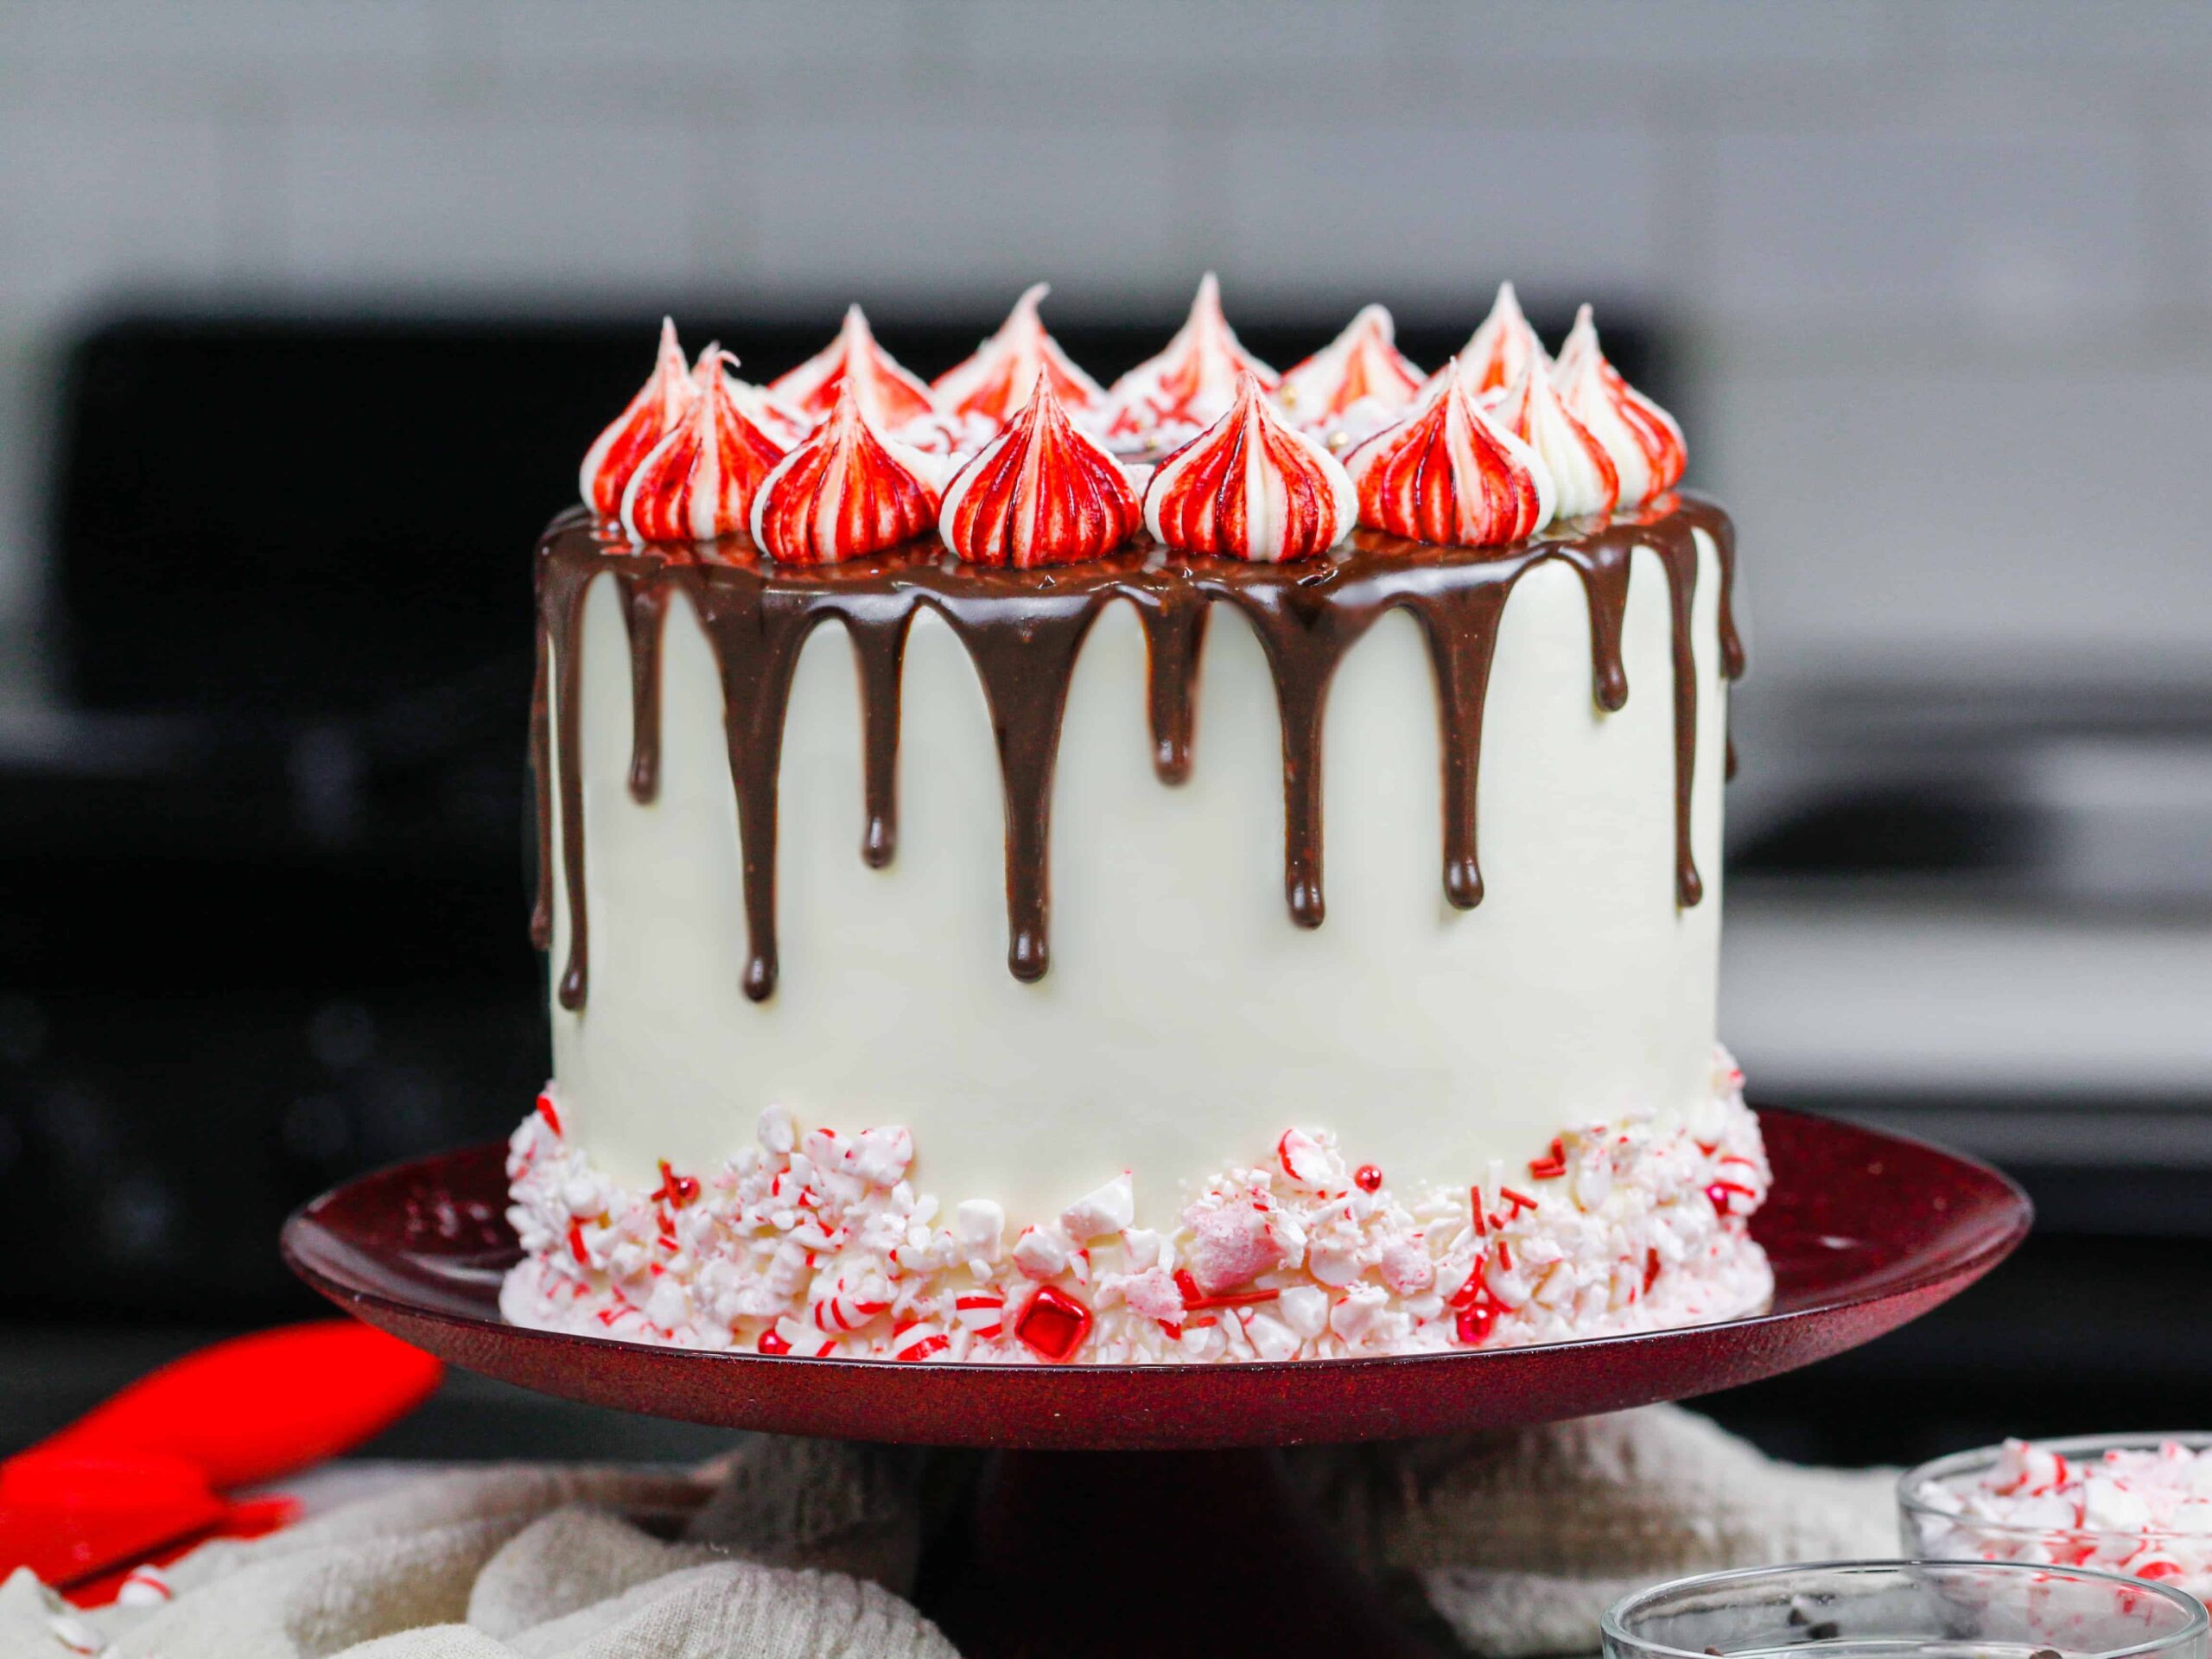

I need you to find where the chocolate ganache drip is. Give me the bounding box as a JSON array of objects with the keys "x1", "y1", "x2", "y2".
[{"x1": 530, "y1": 495, "x2": 1742, "y2": 1007}]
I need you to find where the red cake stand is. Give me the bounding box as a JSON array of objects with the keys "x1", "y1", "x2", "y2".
[{"x1": 286, "y1": 1108, "x2": 2027, "y2": 1659}]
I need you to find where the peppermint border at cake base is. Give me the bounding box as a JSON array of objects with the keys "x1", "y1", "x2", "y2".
[{"x1": 500, "y1": 1048, "x2": 1771, "y2": 1365}]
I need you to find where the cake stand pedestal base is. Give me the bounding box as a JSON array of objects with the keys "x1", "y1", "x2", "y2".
[{"x1": 930, "y1": 1448, "x2": 1437, "y2": 1659}]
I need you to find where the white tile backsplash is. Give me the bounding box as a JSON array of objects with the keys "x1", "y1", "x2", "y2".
[
  {"x1": 1217, "y1": 119, "x2": 1664, "y2": 308},
  {"x1": 0, "y1": 105, "x2": 238, "y2": 322},
  {"x1": 741, "y1": 118, "x2": 1188, "y2": 309},
  {"x1": 3, "y1": 0, "x2": 2211, "y2": 690},
  {"x1": 278, "y1": 112, "x2": 706, "y2": 296},
  {"x1": 1710, "y1": 359, "x2": 2212, "y2": 672},
  {"x1": 1709, "y1": 121, "x2": 2152, "y2": 329}
]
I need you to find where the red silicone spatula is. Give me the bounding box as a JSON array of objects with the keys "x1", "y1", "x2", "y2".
[{"x1": 0, "y1": 1319, "x2": 442, "y2": 1592}]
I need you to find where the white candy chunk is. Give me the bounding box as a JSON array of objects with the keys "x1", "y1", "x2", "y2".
[
  {"x1": 848, "y1": 1126, "x2": 914, "y2": 1186},
  {"x1": 1123, "y1": 1227, "x2": 1162, "y2": 1272},
  {"x1": 2172, "y1": 1498, "x2": 2212, "y2": 1536},
  {"x1": 1378, "y1": 1237, "x2": 1435, "y2": 1296},
  {"x1": 116, "y1": 1567, "x2": 172, "y2": 1608},
  {"x1": 952, "y1": 1198, "x2": 1006, "y2": 1261},
  {"x1": 1013, "y1": 1225, "x2": 1071, "y2": 1280},
  {"x1": 561, "y1": 1176, "x2": 602, "y2": 1217},
  {"x1": 2083, "y1": 1477, "x2": 2152, "y2": 1532},
  {"x1": 1277, "y1": 1285, "x2": 1330, "y2": 1338},
  {"x1": 1329, "y1": 1284, "x2": 1390, "y2": 1344},
  {"x1": 1179, "y1": 1322, "x2": 1225, "y2": 1360},
  {"x1": 1061, "y1": 1173, "x2": 1135, "y2": 1239},
  {"x1": 1188, "y1": 1204, "x2": 1293, "y2": 1294},
  {"x1": 1306, "y1": 1237, "x2": 1363, "y2": 1287},
  {"x1": 1573, "y1": 1154, "x2": 1614, "y2": 1212},
  {"x1": 48, "y1": 1615, "x2": 104, "y2": 1656},
  {"x1": 1275, "y1": 1128, "x2": 1341, "y2": 1190},
  {"x1": 1484, "y1": 1256, "x2": 1533, "y2": 1310},
  {"x1": 757, "y1": 1104, "x2": 797, "y2": 1154},
  {"x1": 1243, "y1": 1311, "x2": 1300, "y2": 1362},
  {"x1": 645, "y1": 1276, "x2": 691, "y2": 1331},
  {"x1": 1118, "y1": 1267, "x2": 1185, "y2": 1322}
]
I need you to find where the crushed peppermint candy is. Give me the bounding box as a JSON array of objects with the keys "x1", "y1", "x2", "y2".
[
  {"x1": 502, "y1": 1047, "x2": 1770, "y2": 1364},
  {"x1": 1905, "y1": 1437, "x2": 2212, "y2": 1592}
]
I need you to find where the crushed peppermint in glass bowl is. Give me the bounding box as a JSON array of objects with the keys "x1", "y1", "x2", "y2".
[{"x1": 1899, "y1": 1434, "x2": 2212, "y2": 1596}]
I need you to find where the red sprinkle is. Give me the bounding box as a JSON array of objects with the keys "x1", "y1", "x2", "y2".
[
  {"x1": 535, "y1": 1094, "x2": 564, "y2": 1137},
  {"x1": 1500, "y1": 1186, "x2": 1539, "y2": 1215},
  {"x1": 1707, "y1": 1179, "x2": 1758, "y2": 1216},
  {"x1": 651, "y1": 1160, "x2": 701, "y2": 1209},
  {"x1": 1643, "y1": 1247, "x2": 1662, "y2": 1293},
  {"x1": 567, "y1": 1220, "x2": 590, "y2": 1266},
  {"x1": 1354, "y1": 1164, "x2": 1384, "y2": 1193},
  {"x1": 1173, "y1": 1268, "x2": 1281, "y2": 1313},
  {"x1": 757, "y1": 1326, "x2": 792, "y2": 1356},
  {"x1": 1468, "y1": 1188, "x2": 1488, "y2": 1236},
  {"x1": 1527, "y1": 1138, "x2": 1567, "y2": 1180}
]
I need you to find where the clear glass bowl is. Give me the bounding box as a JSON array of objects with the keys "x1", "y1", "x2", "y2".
[
  {"x1": 1900, "y1": 1434, "x2": 2212, "y2": 1597},
  {"x1": 1603, "y1": 1560, "x2": 2208, "y2": 1659}
]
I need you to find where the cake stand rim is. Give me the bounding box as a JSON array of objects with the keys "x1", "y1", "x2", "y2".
[{"x1": 281, "y1": 1105, "x2": 2031, "y2": 1447}]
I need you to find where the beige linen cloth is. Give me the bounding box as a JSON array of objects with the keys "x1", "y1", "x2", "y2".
[{"x1": 2, "y1": 1406, "x2": 1894, "y2": 1659}]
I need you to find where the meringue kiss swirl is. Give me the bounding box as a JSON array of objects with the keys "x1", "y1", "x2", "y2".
[
  {"x1": 931, "y1": 283, "x2": 1108, "y2": 431},
  {"x1": 1276, "y1": 303, "x2": 1425, "y2": 431},
  {"x1": 620, "y1": 349, "x2": 792, "y2": 543},
  {"x1": 1346, "y1": 360, "x2": 1555, "y2": 547},
  {"x1": 939, "y1": 377, "x2": 1141, "y2": 568},
  {"x1": 749, "y1": 381, "x2": 945, "y2": 565},
  {"x1": 1552, "y1": 305, "x2": 1686, "y2": 508},
  {"x1": 1143, "y1": 372, "x2": 1356, "y2": 563},
  {"x1": 1490, "y1": 357, "x2": 1619, "y2": 522},
  {"x1": 1458, "y1": 280, "x2": 1547, "y2": 396},
  {"x1": 579, "y1": 316, "x2": 696, "y2": 519},
  {"x1": 1106, "y1": 271, "x2": 1278, "y2": 443},
  {"x1": 769, "y1": 303, "x2": 940, "y2": 431}
]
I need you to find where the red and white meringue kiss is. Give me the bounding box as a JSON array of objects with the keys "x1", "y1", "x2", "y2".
[
  {"x1": 769, "y1": 303, "x2": 942, "y2": 436},
  {"x1": 1490, "y1": 356, "x2": 1619, "y2": 522},
  {"x1": 1551, "y1": 305, "x2": 1686, "y2": 509},
  {"x1": 938, "y1": 376, "x2": 1141, "y2": 569},
  {"x1": 931, "y1": 283, "x2": 1108, "y2": 437},
  {"x1": 1274, "y1": 304, "x2": 1426, "y2": 443},
  {"x1": 1105, "y1": 272, "x2": 1278, "y2": 449},
  {"x1": 1417, "y1": 280, "x2": 1548, "y2": 408},
  {"x1": 749, "y1": 380, "x2": 947, "y2": 565},
  {"x1": 620, "y1": 349, "x2": 794, "y2": 543},
  {"x1": 1144, "y1": 371, "x2": 1356, "y2": 563},
  {"x1": 579, "y1": 317, "x2": 696, "y2": 519},
  {"x1": 1346, "y1": 359, "x2": 1555, "y2": 548}
]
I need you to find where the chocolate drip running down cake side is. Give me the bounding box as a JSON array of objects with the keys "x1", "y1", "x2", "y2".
[{"x1": 504, "y1": 277, "x2": 1768, "y2": 1364}]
